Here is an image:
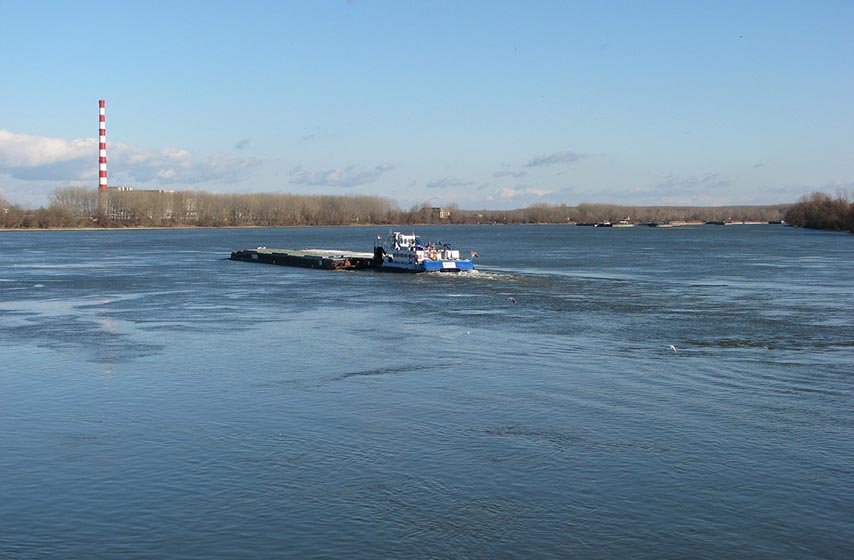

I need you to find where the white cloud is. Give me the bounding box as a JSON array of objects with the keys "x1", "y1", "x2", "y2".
[
  {"x1": 525, "y1": 150, "x2": 586, "y2": 167},
  {"x1": 0, "y1": 130, "x2": 94, "y2": 180},
  {"x1": 0, "y1": 129, "x2": 260, "y2": 185},
  {"x1": 575, "y1": 172, "x2": 739, "y2": 206},
  {"x1": 426, "y1": 176, "x2": 475, "y2": 189},
  {"x1": 655, "y1": 172, "x2": 732, "y2": 194},
  {"x1": 822, "y1": 179, "x2": 854, "y2": 191},
  {"x1": 115, "y1": 144, "x2": 259, "y2": 184},
  {"x1": 493, "y1": 170, "x2": 528, "y2": 178},
  {"x1": 494, "y1": 186, "x2": 554, "y2": 199},
  {"x1": 289, "y1": 164, "x2": 393, "y2": 188}
]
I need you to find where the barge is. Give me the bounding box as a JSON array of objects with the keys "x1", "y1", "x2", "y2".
[
  {"x1": 230, "y1": 247, "x2": 376, "y2": 270},
  {"x1": 231, "y1": 231, "x2": 476, "y2": 273}
]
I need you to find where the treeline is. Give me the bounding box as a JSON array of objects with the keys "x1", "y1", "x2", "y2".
[
  {"x1": 784, "y1": 192, "x2": 854, "y2": 232},
  {"x1": 1, "y1": 188, "x2": 408, "y2": 228},
  {"x1": 0, "y1": 195, "x2": 62, "y2": 228},
  {"x1": 101, "y1": 190, "x2": 403, "y2": 227},
  {"x1": 1, "y1": 186, "x2": 791, "y2": 229},
  {"x1": 464, "y1": 203, "x2": 789, "y2": 225}
]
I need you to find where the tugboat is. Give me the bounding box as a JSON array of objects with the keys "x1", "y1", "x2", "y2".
[{"x1": 373, "y1": 231, "x2": 475, "y2": 273}]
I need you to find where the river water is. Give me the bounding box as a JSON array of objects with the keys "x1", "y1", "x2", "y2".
[{"x1": 1, "y1": 224, "x2": 852, "y2": 559}]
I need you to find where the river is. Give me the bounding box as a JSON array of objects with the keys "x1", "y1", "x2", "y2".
[{"x1": 1, "y1": 224, "x2": 851, "y2": 559}]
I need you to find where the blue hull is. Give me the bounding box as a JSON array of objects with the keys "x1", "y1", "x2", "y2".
[
  {"x1": 422, "y1": 260, "x2": 474, "y2": 272},
  {"x1": 380, "y1": 260, "x2": 474, "y2": 273}
]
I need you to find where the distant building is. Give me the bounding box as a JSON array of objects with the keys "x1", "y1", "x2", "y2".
[
  {"x1": 103, "y1": 186, "x2": 187, "y2": 222},
  {"x1": 107, "y1": 186, "x2": 175, "y2": 194},
  {"x1": 431, "y1": 207, "x2": 451, "y2": 220}
]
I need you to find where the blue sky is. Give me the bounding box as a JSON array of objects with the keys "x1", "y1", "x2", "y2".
[{"x1": 1, "y1": 0, "x2": 852, "y2": 209}]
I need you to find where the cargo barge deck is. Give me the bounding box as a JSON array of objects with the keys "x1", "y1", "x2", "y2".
[{"x1": 230, "y1": 247, "x2": 377, "y2": 270}]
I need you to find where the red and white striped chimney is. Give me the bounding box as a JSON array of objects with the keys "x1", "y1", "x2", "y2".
[{"x1": 99, "y1": 100, "x2": 107, "y2": 192}]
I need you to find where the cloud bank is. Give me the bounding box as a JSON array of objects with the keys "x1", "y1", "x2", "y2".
[{"x1": 0, "y1": 129, "x2": 260, "y2": 185}]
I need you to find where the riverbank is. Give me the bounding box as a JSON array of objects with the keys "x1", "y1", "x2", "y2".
[
  {"x1": 2, "y1": 188, "x2": 791, "y2": 229},
  {"x1": 0, "y1": 221, "x2": 792, "y2": 233},
  {"x1": 784, "y1": 192, "x2": 854, "y2": 232}
]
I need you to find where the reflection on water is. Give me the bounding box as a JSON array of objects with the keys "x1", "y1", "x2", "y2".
[{"x1": 0, "y1": 225, "x2": 852, "y2": 560}]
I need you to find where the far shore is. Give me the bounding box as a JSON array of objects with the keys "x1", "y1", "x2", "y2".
[{"x1": 0, "y1": 221, "x2": 789, "y2": 233}]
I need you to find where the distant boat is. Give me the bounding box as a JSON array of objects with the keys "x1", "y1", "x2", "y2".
[
  {"x1": 612, "y1": 218, "x2": 635, "y2": 228},
  {"x1": 708, "y1": 219, "x2": 744, "y2": 225}
]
